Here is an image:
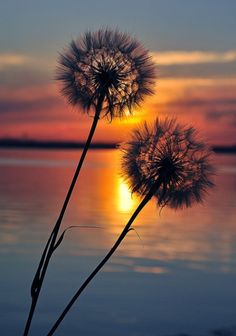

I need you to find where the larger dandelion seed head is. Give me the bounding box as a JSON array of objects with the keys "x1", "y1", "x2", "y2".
[
  {"x1": 121, "y1": 118, "x2": 214, "y2": 209},
  {"x1": 56, "y1": 29, "x2": 156, "y2": 119}
]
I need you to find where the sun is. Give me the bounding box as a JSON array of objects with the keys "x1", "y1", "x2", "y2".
[{"x1": 113, "y1": 108, "x2": 145, "y2": 125}]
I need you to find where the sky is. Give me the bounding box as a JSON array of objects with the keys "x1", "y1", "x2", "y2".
[{"x1": 0, "y1": 0, "x2": 236, "y2": 145}]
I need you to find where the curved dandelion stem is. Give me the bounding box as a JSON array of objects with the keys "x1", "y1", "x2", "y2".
[
  {"x1": 46, "y1": 180, "x2": 161, "y2": 336},
  {"x1": 23, "y1": 94, "x2": 105, "y2": 336}
]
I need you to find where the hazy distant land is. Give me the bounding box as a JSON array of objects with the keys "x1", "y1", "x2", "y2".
[
  {"x1": 0, "y1": 138, "x2": 235, "y2": 153},
  {"x1": 0, "y1": 138, "x2": 117, "y2": 149}
]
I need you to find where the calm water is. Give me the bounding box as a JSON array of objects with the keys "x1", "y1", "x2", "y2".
[{"x1": 0, "y1": 149, "x2": 236, "y2": 336}]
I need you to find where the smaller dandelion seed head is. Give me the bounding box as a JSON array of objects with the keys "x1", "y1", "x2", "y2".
[
  {"x1": 56, "y1": 29, "x2": 156, "y2": 120},
  {"x1": 121, "y1": 118, "x2": 214, "y2": 209}
]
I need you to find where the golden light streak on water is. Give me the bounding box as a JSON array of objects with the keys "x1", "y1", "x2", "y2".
[{"x1": 117, "y1": 178, "x2": 137, "y2": 213}]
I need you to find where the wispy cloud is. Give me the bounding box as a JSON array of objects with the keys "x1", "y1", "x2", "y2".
[
  {"x1": 0, "y1": 97, "x2": 59, "y2": 114},
  {"x1": 0, "y1": 54, "x2": 31, "y2": 70},
  {"x1": 152, "y1": 50, "x2": 236, "y2": 65}
]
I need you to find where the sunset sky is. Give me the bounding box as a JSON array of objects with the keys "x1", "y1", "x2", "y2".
[{"x1": 1, "y1": 0, "x2": 236, "y2": 145}]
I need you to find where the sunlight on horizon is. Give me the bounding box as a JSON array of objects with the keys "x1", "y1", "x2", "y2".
[{"x1": 1, "y1": 76, "x2": 235, "y2": 145}]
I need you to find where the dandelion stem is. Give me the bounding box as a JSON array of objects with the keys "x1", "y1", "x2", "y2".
[
  {"x1": 46, "y1": 180, "x2": 162, "y2": 336},
  {"x1": 23, "y1": 94, "x2": 105, "y2": 336}
]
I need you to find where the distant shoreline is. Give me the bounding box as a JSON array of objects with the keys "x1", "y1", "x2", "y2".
[
  {"x1": 0, "y1": 139, "x2": 117, "y2": 150},
  {"x1": 0, "y1": 139, "x2": 235, "y2": 153}
]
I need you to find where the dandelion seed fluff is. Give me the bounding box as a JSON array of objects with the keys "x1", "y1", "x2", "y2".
[
  {"x1": 56, "y1": 29, "x2": 156, "y2": 120},
  {"x1": 121, "y1": 118, "x2": 214, "y2": 209}
]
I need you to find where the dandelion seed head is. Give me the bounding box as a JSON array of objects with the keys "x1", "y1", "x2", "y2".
[
  {"x1": 121, "y1": 118, "x2": 214, "y2": 209},
  {"x1": 56, "y1": 29, "x2": 156, "y2": 119}
]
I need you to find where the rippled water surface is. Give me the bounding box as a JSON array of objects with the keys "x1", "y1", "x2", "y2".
[{"x1": 0, "y1": 149, "x2": 236, "y2": 336}]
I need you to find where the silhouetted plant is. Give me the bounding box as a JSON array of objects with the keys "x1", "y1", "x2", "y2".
[
  {"x1": 57, "y1": 29, "x2": 156, "y2": 120},
  {"x1": 46, "y1": 118, "x2": 214, "y2": 335},
  {"x1": 23, "y1": 28, "x2": 155, "y2": 336},
  {"x1": 122, "y1": 118, "x2": 214, "y2": 208}
]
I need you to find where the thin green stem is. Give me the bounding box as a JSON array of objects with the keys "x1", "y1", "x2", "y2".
[
  {"x1": 23, "y1": 95, "x2": 105, "y2": 336},
  {"x1": 47, "y1": 181, "x2": 161, "y2": 336}
]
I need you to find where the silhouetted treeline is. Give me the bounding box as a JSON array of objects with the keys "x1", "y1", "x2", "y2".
[
  {"x1": 0, "y1": 138, "x2": 117, "y2": 150},
  {"x1": 212, "y1": 145, "x2": 236, "y2": 154},
  {"x1": 0, "y1": 138, "x2": 236, "y2": 153}
]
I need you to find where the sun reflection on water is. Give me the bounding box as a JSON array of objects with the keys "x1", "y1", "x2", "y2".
[{"x1": 117, "y1": 178, "x2": 138, "y2": 213}]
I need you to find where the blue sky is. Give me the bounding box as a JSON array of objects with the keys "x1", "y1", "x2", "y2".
[{"x1": 1, "y1": 0, "x2": 236, "y2": 53}]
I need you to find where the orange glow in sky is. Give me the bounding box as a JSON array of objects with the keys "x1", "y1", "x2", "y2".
[{"x1": 0, "y1": 53, "x2": 236, "y2": 145}]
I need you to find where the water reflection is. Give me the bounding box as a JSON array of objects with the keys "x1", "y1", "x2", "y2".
[
  {"x1": 0, "y1": 149, "x2": 236, "y2": 335},
  {"x1": 117, "y1": 178, "x2": 138, "y2": 213},
  {"x1": 0, "y1": 149, "x2": 236, "y2": 270}
]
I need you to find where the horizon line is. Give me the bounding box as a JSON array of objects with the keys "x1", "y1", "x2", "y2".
[{"x1": 0, "y1": 138, "x2": 236, "y2": 153}]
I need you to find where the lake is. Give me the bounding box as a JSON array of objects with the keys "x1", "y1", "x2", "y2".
[{"x1": 0, "y1": 149, "x2": 236, "y2": 336}]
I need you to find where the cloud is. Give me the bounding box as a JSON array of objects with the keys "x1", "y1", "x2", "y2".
[
  {"x1": 158, "y1": 97, "x2": 236, "y2": 109},
  {"x1": 0, "y1": 54, "x2": 32, "y2": 70},
  {"x1": 206, "y1": 110, "x2": 236, "y2": 123},
  {"x1": 0, "y1": 93, "x2": 84, "y2": 124},
  {"x1": 0, "y1": 97, "x2": 59, "y2": 114},
  {"x1": 152, "y1": 50, "x2": 236, "y2": 65}
]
